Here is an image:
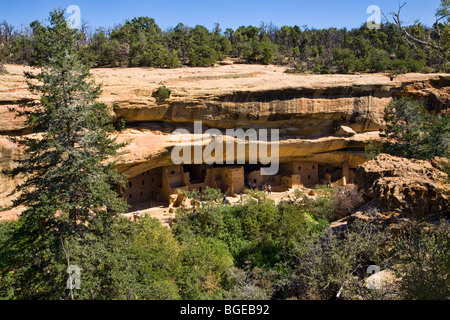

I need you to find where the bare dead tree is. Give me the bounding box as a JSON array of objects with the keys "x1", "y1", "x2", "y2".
[
  {"x1": 0, "y1": 20, "x2": 16, "y2": 43},
  {"x1": 0, "y1": 63, "x2": 7, "y2": 74},
  {"x1": 382, "y1": 2, "x2": 447, "y2": 52},
  {"x1": 79, "y1": 19, "x2": 93, "y2": 45}
]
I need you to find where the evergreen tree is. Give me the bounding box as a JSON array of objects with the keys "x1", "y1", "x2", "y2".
[
  {"x1": 2, "y1": 9, "x2": 128, "y2": 298},
  {"x1": 381, "y1": 98, "x2": 450, "y2": 159}
]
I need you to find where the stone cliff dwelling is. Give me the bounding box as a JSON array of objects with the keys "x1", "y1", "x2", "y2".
[{"x1": 119, "y1": 161, "x2": 355, "y2": 210}]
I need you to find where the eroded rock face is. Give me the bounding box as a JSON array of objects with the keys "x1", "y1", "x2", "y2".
[
  {"x1": 0, "y1": 64, "x2": 449, "y2": 210},
  {"x1": 355, "y1": 154, "x2": 449, "y2": 216}
]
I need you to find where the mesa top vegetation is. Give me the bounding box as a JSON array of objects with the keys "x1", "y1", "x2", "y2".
[{"x1": 0, "y1": 1, "x2": 449, "y2": 74}]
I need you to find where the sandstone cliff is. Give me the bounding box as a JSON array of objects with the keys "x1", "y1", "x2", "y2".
[
  {"x1": 355, "y1": 154, "x2": 449, "y2": 217},
  {"x1": 0, "y1": 64, "x2": 449, "y2": 210}
]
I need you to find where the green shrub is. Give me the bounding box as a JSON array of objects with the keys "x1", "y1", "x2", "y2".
[
  {"x1": 392, "y1": 222, "x2": 450, "y2": 300},
  {"x1": 189, "y1": 44, "x2": 219, "y2": 67},
  {"x1": 365, "y1": 139, "x2": 383, "y2": 160},
  {"x1": 281, "y1": 219, "x2": 392, "y2": 300},
  {"x1": 152, "y1": 86, "x2": 171, "y2": 100}
]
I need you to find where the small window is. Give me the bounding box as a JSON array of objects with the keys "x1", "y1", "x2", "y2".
[
  {"x1": 298, "y1": 167, "x2": 301, "y2": 171},
  {"x1": 326, "y1": 169, "x2": 329, "y2": 173},
  {"x1": 308, "y1": 175, "x2": 311, "y2": 180},
  {"x1": 142, "y1": 180, "x2": 145, "y2": 185},
  {"x1": 151, "y1": 191, "x2": 154, "y2": 195},
  {"x1": 140, "y1": 192, "x2": 143, "y2": 197},
  {"x1": 152, "y1": 178, "x2": 154, "y2": 182},
  {"x1": 129, "y1": 182, "x2": 132, "y2": 188},
  {"x1": 129, "y1": 194, "x2": 132, "y2": 199},
  {"x1": 313, "y1": 165, "x2": 315, "y2": 170},
  {"x1": 171, "y1": 171, "x2": 175, "y2": 175}
]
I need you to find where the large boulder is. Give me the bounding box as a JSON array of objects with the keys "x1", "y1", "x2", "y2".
[{"x1": 355, "y1": 154, "x2": 449, "y2": 217}]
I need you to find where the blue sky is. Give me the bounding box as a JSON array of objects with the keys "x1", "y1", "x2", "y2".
[{"x1": 0, "y1": 0, "x2": 442, "y2": 31}]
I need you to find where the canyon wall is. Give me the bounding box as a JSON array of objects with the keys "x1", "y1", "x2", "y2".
[{"x1": 0, "y1": 64, "x2": 449, "y2": 209}]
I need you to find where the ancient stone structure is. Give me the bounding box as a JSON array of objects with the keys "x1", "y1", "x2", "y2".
[{"x1": 120, "y1": 160, "x2": 357, "y2": 210}]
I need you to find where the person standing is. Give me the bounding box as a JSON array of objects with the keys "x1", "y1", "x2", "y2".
[{"x1": 268, "y1": 185, "x2": 272, "y2": 194}]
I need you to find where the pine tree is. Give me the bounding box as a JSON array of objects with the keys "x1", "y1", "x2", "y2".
[
  {"x1": 10, "y1": 9, "x2": 128, "y2": 233},
  {"x1": 1, "y1": 9, "x2": 129, "y2": 298}
]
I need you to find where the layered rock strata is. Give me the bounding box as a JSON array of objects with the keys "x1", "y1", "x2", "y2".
[{"x1": 0, "y1": 64, "x2": 449, "y2": 211}]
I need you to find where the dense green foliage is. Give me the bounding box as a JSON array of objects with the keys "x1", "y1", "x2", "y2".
[
  {"x1": 1, "y1": 1, "x2": 449, "y2": 73},
  {"x1": 392, "y1": 223, "x2": 450, "y2": 300},
  {"x1": 368, "y1": 97, "x2": 450, "y2": 160},
  {"x1": 173, "y1": 188, "x2": 332, "y2": 269},
  {"x1": 2, "y1": 186, "x2": 448, "y2": 300}
]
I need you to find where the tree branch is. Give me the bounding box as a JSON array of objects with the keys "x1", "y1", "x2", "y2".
[{"x1": 382, "y1": 2, "x2": 446, "y2": 52}]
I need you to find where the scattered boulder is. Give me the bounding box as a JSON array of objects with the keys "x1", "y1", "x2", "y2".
[
  {"x1": 365, "y1": 269, "x2": 397, "y2": 290},
  {"x1": 335, "y1": 125, "x2": 357, "y2": 137}
]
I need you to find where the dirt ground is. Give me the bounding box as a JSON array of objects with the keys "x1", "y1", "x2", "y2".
[{"x1": 2, "y1": 63, "x2": 446, "y2": 105}]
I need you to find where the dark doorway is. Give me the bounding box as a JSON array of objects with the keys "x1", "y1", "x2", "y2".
[{"x1": 184, "y1": 165, "x2": 206, "y2": 184}]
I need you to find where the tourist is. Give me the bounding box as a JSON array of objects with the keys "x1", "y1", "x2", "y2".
[
  {"x1": 223, "y1": 194, "x2": 227, "y2": 205},
  {"x1": 268, "y1": 185, "x2": 272, "y2": 194}
]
